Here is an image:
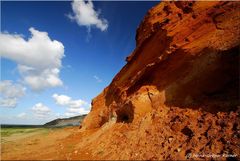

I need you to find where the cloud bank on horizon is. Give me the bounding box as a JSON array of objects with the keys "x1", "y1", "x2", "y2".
[{"x1": 67, "y1": 0, "x2": 108, "y2": 31}]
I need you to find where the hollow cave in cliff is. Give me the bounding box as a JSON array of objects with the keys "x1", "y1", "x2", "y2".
[{"x1": 116, "y1": 103, "x2": 134, "y2": 123}]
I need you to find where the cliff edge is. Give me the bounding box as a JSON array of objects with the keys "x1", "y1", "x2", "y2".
[{"x1": 78, "y1": 1, "x2": 239, "y2": 160}]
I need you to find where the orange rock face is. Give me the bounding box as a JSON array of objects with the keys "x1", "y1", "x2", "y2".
[{"x1": 81, "y1": 1, "x2": 240, "y2": 160}]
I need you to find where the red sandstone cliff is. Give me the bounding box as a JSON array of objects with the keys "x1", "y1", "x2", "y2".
[{"x1": 78, "y1": 1, "x2": 239, "y2": 160}]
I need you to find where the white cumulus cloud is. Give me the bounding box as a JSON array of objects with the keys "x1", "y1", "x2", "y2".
[
  {"x1": 68, "y1": 0, "x2": 108, "y2": 31},
  {"x1": 31, "y1": 103, "x2": 51, "y2": 118},
  {"x1": 0, "y1": 98, "x2": 17, "y2": 108},
  {"x1": 52, "y1": 94, "x2": 72, "y2": 106},
  {"x1": 0, "y1": 80, "x2": 26, "y2": 108},
  {"x1": 0, "y1": 27, "x2": 65, "y2": 91},
  {"x1": 52, "y1": 93, "x2": 90, "y2": 116}
]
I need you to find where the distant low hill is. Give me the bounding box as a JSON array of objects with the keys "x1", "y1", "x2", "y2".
[{"x1": 44, "y1": 115, "x2": 86, "y2": 127}]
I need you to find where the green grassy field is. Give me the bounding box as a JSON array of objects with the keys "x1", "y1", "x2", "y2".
[{"x1": 0, "y1": 127, "x2": 46, "y2": 137}]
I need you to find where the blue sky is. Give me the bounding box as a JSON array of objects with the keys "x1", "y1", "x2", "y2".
[{"x1": 0, "y1": 0, "x2": 158, "y2": 124}]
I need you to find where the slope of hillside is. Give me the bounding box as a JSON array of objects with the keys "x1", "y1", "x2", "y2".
[
  {"x1": 44, "y1": 115, "x2": 86, "y2": 127},
  {"x1": 76, "y1": 1, "x2": 239, "y2": 160}
]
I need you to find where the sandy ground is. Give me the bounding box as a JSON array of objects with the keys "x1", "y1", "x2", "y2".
[{"x1": 1, "y1": 127, "x2": 94, "y2": 160}]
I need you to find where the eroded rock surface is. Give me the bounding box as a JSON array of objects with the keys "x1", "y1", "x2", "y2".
[{"x1": 80, "y1": 1, "x2": 240, "y2": 160}]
